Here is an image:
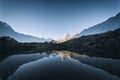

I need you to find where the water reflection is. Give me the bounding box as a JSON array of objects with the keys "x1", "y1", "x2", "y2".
[
  {"x1": 0, "y1": 51, "x2": 120, "y2": 80},
  {"x1": 0, "y1": 53, "x2": 48, "y2": 80},
  {"x1": 54, "y1": 51, "x2": 79, "y2": 63},
  {"x1": 55, "y1": 51, "x2": 120, "y2": 77},
  {"x1": 8, "y1": 54, "x2": 118, "y2": 80}
]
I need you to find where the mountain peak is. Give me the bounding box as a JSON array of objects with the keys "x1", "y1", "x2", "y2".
[
  {"x1": 0, "y1": 21, "x2": 52, "y2": 42},
  {"x1": 73, "y1": 12, "x2": 120, "y2": 37},
  {"x1": 55, "y1": 33, "x2": 71, "y2": 43},
  {"x1": 62, "y1": 33, "x2": 70, "y2": 39},
  {"x1": 0, "y1": 21, "x2": 15, "y2": 34}
]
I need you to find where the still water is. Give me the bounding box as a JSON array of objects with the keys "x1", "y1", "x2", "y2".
[{"x1": 0, "y1": 51, "x2": 120, "y2": 80}]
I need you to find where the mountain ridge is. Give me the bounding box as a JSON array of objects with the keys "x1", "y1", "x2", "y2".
[
  {"x1": 73, "y1": 12, "x2": 120, "y2": 37},
  {"x1": 0, "y1": 28, "x2": 120, "y2": 59},
  {"x1": 54, "y1": 33, "x2": 71, "y2": 43},
  {"x1": 0, "y1": 21, "x2": 52, "y2": 42},
  {"x1": 61, "y1": 28, "x2": 120, "y2": 59}
]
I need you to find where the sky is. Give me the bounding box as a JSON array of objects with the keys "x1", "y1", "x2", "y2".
[{"x1": 0, "y1": 0, "x2": 120, "y2": 39}]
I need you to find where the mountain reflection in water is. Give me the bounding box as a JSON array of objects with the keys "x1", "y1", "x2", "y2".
[{"x1": 0, "y1": 51, "x2": 120, "y2": 80}]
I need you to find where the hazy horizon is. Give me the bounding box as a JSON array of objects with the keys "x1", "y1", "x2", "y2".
[{"x1": 1, "y1": 0, "x2": 120, "y2": 39}]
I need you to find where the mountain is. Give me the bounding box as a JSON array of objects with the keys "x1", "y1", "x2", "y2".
[
  {"x1": 0, "y1": 28, "x2": 120, "y2": 59},
  {"x1": 0, "y1": 36, "x2": 53, "y2": 54},
  {"x1": 55, "y1": 33, "x2": 71, "y2": 43},
  {"x1": 73, "y1": 12, "x2": 120, "y2": 37},
  {"x1": 61, "y1": 28, "x2": 120, "y2": 59},
  {"x1": 0, "y1": 21, "x2": 52, "y2": 42},
  {"x1": 0, "y1": 36, "x2": 18, "y2": 46}
]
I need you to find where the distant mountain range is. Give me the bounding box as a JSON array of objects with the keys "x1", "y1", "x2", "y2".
[
  {"x1": 0, "y1": 21, "x2": 52, "y2": 42},
  {"x1": 62, "y1": 28, "x2": 120, "y2": 59},
  {"x1": 55, "y1": 33, "x2": 71, "y2": 43},
  {"x1": 0, "y1": 28, "x2": 120, "y2": 59},
  {"x1": 73, "y1": 12, "x2": 120, "y2": 37},
  {"x1": 1, "y1": 12, "x2": 120, "y2": 42}
]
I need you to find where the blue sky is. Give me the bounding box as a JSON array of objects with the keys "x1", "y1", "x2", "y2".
[{"x1": 0, "y1": 0, "x2": 120, "y2": 39}]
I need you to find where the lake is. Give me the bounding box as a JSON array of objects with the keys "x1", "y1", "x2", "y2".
[{"x1": 0, "y1": 51, "x2": 120, "y2": 80}]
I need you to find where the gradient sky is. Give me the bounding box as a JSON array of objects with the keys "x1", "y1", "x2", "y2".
[{"x1": 0, "y1": 0, "x2": 120, "y2": 39}]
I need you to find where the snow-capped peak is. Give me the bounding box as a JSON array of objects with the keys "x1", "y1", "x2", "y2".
[
  {"x1": 56, "y1": 33, "x2": 71, "y2": 43},
  {"x1": 62, "y1": 33, "x2": 70, "y2": 40}
]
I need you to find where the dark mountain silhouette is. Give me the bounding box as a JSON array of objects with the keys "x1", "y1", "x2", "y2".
[
  {"x1": 73, "y1": 12, "x2": 120, "y2": 37},
  {"x1": 0, "y1": 28, "x2": 120, "y2": 59},
  {"x1": 0, "y1": 21, "x2": 52, "y2": 42},
  {"x1": 0, "y1": 36, "x2": 18, "y2": 46},
  {"x1": 0, "y1": 36, "x2": 54, "y2": 54},
  {"x1": 61, "y1": 28, "x2": 120, "y2": 59}
]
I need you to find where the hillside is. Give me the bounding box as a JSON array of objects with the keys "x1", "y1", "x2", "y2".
[
  {"x1": 62, "y1": 28, "x2": 120, "y2": 59},
  {"x1": 0, "y1": 28, "x2": 120, "y2": 59},
  {"x1": 0, "y1": 21, "x2": 52, "y2": 42},
  {"x1": 73, "y1": 12, "x2": 120, "y2": 37}
]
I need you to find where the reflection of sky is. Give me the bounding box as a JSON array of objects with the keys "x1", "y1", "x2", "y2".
[{"x1": 0, "y1": 0, "x2": 120, "y2": 39}]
